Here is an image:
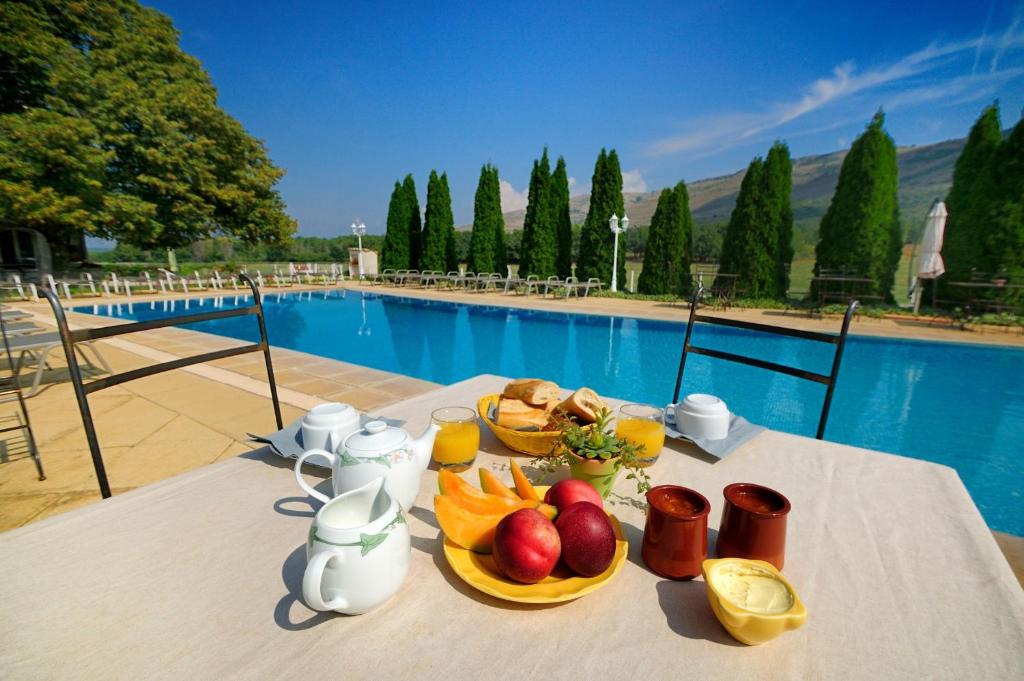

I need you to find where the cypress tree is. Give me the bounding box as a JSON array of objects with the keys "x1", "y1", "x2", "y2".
[
  {"x1": 402, "y1": 174, "x2": 422, "y2": 269},
  {"x1": 637, "y1": 189, "x2": 675, "y2": 294},
  {"x1": 421, "y1": 170, "x2": 456, "y2": 272},
  {"x1": 763, "y1": 142, "x2": 794, "y2": 296},
  {"x1": 674, "y1": 180, "x2": 695, "y2": 295},
  {"x1": 578, "y1": 148, "x2": 626, "y2": 285},
  {"x1": 812, "y1": 111, "x2": 902, "y2": 302},
  {"x1": 939, "y1": 104, "x2": 1003, "y2": 301},
  {"x1": 441, "y1": 173, "x2": 458, "y2": 272},
  {"x1": 468, "y1": 163, "x2": 503, "y2": 273},
  {"x1": 986, "y1": 115, "x2": 1024, "y2": 299},
  {"x1": 491, "y1": 167, "x2": 508, "y2": 274},
  {"x1": 717, "y1": 157, "x2": 774, "y2": 295},
  {"x1": 520, "y1": 149, "x2": 557, "y2": 278},
  {"x1": 552, "y1": 157, "x2": 573, "y2": 278},
  {"x1": 380, "y1": 180, "x2": 410, "y2": 270}
]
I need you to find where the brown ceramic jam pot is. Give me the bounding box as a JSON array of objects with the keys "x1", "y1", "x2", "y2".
[
  {"x1": 642, "y1": 485, "x2": 711, "y2": 580},
  {"x1": 715, "y1": 483, "x2": 791, "y2": 570}
]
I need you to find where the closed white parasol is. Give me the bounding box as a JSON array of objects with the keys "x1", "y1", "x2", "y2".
[{"x1": 912, "y1": 200, "x2": 948, "y2": 312}]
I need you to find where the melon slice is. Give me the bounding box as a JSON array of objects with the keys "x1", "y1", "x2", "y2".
[
  {"x1": 435, "y1": 495, "x2": 508, "y2": 553},
  {"x1": 438, "y1": 469, "x2": 529, "y2": 515},
  {"x1": 479, "y1": 468, "x2": 520, "y2": 500},
  {"x1": 510, "y1": 459, "x2": 540, "y2": 501}
]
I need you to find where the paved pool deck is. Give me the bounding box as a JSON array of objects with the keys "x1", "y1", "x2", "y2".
[{"x1": 0, "y1": 281, "x2": 1020, "y2": 587}]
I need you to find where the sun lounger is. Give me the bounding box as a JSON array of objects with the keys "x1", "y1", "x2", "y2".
[
  {"x1": 2, "y1": 332, "x2": 111, "y2": 397},
  {"x1": 475, "y1": 273, "x2": 502, "y2": 292}
]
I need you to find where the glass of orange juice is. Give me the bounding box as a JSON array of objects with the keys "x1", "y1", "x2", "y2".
[
  {"x1": 431, "y1": 407, "x2": 480, "y2": 472},
  {"x1": 615, "y1": 403, "x2": 665, "y2": 468}
]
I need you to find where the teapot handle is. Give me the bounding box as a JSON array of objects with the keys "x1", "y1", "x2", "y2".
[
  {"x1": 302, "y1": 550, "x2": 350, "y2": 612},
  {"x1": 294, "y1": 449, "x2": 337, "y2": 504}
]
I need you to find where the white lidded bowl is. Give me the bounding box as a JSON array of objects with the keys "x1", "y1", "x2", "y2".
[
  {"x1": 301, "y1": 402, "x2": 362, "y2": 456},
  {"x1": 303, "y1": 402, "x2": 359, "y2": 429},
  {"x1": 675, "y1": 394, "x2": 730, "y2": 441}
]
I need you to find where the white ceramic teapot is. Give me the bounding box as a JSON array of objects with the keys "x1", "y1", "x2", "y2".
[
  {"x1": 295, "y1": 420, "x2": 439, "y2": 511},
  {"x1": 303, "y1": 476, "x2": 410, "y2": 615}
]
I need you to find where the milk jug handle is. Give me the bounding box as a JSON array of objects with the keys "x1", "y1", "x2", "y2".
[
  {"x1": 302, "y1": 551, "x2": 349, "y2": 612},
  {"x1": 294, "y1": 449, "x2": 336, "y2": 504}
]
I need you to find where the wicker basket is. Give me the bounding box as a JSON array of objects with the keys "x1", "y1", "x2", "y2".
[{"x1": 477, "y1": 394, "x2": 562, "y2": 457}]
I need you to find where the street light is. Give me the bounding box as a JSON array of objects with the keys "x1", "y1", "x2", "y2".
[
  {"x1": 351, "y1": 221, "x2": 367, "y2": 279},
  {"x1": 609, "y1": 213, "x2": 629, "y2": 292}
]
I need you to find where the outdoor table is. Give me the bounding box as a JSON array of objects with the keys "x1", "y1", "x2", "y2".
[
  {"x1": 811, "y1": 275, "x2": 877, "y2": 308},
  {"x1": 947, "y1": 281, "x2": 1024, "y2": 314},
  {"x1": 2, "y1": 374, "x2": 1022, "y2": 680}
]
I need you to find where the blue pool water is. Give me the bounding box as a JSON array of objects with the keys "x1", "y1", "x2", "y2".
[{"x1": 77, "y1": 291, "x2": 1024, "y2": 535}]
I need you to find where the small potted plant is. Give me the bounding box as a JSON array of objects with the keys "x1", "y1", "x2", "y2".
[{"x1": 534, "y1": 408, "x2": 651, "y2": 498}]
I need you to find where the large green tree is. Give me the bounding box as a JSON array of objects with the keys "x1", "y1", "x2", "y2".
[
  {"x1": 551, "y1": 157, "x2": 573, "y2": 279},
  {"x1": 381, "y1": 179, "x2": 411, "y2": 270},
  {"x1": 938, "y1": 104, "x2": 1003, "y2": 301},
  {"x1": 577, "y1": 148, "x2": 625, "y2": 285},
  {"x1": 0, "y1": 0, "x2": 295, "y2": 264},
  {"x1": 717, "y1": 157, "x2": 773, "y2": 295},
  {"x1": 716, "y1": 142, "x2": 794, "y2": 299},
  {"x1": 420, "y1": 170, "x2": 456, "y2": 272},
  {"x1": 986, "y1": 115, "x2": 1024, "y2": 302},
  {"x1": 468, "y1": 163, "x2": 505, "y2": 273},
  {"x1": 402, "y1": 174, "x2": 422, "y2": 268},
  {"x1": 763, "y1": 142, "x2": 794, "y2": 296},
  {"x1": 519, "y1": 149, "x2": 557, "y2": 278},
  {"x1": 638, "y1": 181, "x2": 694, "y2": 295},
  {"x1": 812, "y1": 111, "x2": 902, "y2": 302}
]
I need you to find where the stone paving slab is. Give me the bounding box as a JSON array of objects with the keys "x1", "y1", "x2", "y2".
[{"x1": 0, "y1": 296, "x2": 439, "y2": 533}]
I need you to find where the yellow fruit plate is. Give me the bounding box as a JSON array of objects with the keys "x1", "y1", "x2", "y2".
[{"x1": 442, "y1": 488, "x2": 628, "y2": 604}]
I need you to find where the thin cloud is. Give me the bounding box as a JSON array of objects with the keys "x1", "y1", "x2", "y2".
[
  {"x1": 622, "y1": 169, "x2": 648, "y2": 193},
  {"x1": 991, "y1": 14, "x2": 1022, "y2": 72},
  {"x1": 646, "y1": 19, "x2": 1024, "y2": 158},
  {"x1": 974, "y1": 0, "x2": 997, "y2": 76},
  {"x1": 498, "y1": 179, "x2": 528, "y2": 212}
]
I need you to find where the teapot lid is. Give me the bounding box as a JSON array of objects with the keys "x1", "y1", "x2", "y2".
[{"x1": 344, "y1": 420, "x2": 407, "y2": 452}]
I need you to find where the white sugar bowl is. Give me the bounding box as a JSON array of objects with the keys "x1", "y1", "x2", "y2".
[{"x1": 675, "y1": 394, "x2": 730, "y2": 441}]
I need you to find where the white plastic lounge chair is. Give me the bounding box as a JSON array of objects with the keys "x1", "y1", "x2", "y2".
[{"x1": 3, "y1": 332, "x2": 112, "y2": 397}]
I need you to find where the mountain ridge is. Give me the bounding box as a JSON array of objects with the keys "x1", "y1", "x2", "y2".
[{"x1": 475, "y1": 135, "x2": 969, "y2": 246}]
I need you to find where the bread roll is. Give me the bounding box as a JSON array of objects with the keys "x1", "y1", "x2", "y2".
[
  {"x1": 495, "y1": 398, "x2": 551, "y2": 430},
  {"x1": 502, "y1": 379, "x2": 560, "y2": 406},
  {"x1": 557, "y1": 388, "x2": 604, "y2": 423}
]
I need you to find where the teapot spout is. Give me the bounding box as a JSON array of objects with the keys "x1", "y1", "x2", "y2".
[{"x1": 410, "y1": 422, "x2": 441, "y2": 470}]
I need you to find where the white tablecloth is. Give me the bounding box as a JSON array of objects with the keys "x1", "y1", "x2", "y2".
[{"x1": 1, "y1": 374, "x2": 1021, "y2": 680}]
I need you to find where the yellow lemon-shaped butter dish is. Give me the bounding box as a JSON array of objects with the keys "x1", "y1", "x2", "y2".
[{"x1": 702, "y1": 558, "x2": 806, "y2": 645}]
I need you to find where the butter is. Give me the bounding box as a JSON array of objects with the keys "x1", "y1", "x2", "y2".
[{"x1": 710, "y1": 563, "x2": 794, "y2": 614}]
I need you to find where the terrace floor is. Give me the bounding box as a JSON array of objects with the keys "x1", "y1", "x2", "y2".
[{"x1": 0, "y1": 282, "x2": 1020, "y2": 588}]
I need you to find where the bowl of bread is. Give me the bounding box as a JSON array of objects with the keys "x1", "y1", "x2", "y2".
[{"x1": 478, "y1": 379, "x2": 606, "y2": 456}]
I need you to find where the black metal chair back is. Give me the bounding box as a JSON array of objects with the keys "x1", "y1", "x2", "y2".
[
  {"x1": 673, "y1": 287, "x2": 858, "y2": 440},
  {"x1": 0, "y1": 313, "x2": 44, "y2": 480},
  {"x1": 41, "y1": 273, "x2": 282, "y2": 498}
]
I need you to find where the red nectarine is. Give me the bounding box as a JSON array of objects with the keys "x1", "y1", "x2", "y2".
[
  {"x1": 555, "y1": 502, "x2": 616, "y2": 577},
  {"x1": 544, "y1": 479, "x2": 603, "y2": 512},
  {"x1": 492, "y1": 508, "x2": 561, "y2": 584}
]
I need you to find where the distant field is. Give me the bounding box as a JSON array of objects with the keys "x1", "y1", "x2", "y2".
[{"x1": 622, "y1": 248, "x2": 915, "y2": 305}]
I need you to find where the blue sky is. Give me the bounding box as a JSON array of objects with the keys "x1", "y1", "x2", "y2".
[{"x1": 147, "y1": 0, "x2": 1024, "y2": 237}]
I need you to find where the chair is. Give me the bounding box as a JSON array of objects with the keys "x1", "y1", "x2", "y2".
[
  {"x1": 542, "y1": 276, "x2": 563, "y2": 296},
  {"x1": 3, "y1": 330, "x2": 111, "y2": 397},
  {"x1": 673, "y1": 287, "x2": 858, "y2": 440},
  {"x1": 40, "y1": 274, "x2": 283, "y2": 499},
  {"x1": 0, "y1": 316, "x2": 44, "y2": 481}
]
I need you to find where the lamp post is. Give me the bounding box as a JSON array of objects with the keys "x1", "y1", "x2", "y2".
[
  {"x1": 350, "y1": 221, "x2": 366, "y2": 279},
  {"x1": 609, "y1": 213, "x2": 629, "y2": 292}
]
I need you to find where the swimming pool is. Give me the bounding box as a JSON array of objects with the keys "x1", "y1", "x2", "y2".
[{"x1": 76, "y1": 290, "x2": 1024, "y2": 535}]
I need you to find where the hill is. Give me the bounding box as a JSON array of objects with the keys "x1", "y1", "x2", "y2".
[{"x1": 487, "y1": 135, "x2": 967, "y2": 252}]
